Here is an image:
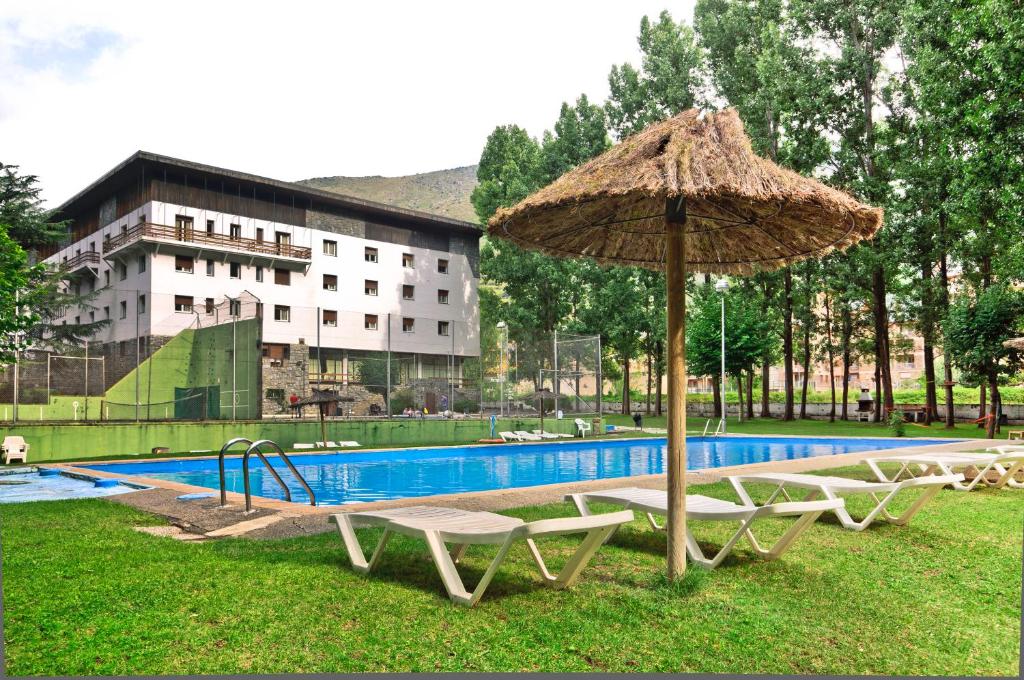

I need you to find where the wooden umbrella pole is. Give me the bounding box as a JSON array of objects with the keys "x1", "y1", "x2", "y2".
[{"x1": 665, "y1": 197, "x2": 688, "y2": 580}]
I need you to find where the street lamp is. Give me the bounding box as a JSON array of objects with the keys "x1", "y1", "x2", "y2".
[
  {"x1": 715, "y1": 278, "x2": 730, "y2": 433},
  {"x1": 496, "y1": 322, "x2": 508, "y2": 416}
]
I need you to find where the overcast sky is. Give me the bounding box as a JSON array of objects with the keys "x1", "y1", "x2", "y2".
[{"x1": 1, "y1": 1, "x2": 696, "y2": 206}]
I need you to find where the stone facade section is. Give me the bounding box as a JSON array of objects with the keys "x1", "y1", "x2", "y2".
[{"x1": 306, "y1": 210, "x2": 365, "y2": 238}]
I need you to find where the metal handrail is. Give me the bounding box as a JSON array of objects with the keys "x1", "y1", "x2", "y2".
[
  {"x1": 218, "y1": 437, "x2": 253, "y2": 506},
  {"x1": 103, "y1": 222, "x2": 312, "y2": 259},
  {"x1": 702, "y1": 419, "x2": 712, "y2": 437},
  {"x1": 242, "y1": 439, "x2": 317, "y2": 512}
]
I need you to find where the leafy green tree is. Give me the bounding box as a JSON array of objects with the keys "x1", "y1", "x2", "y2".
[
  {"x1": 944, "y1": 285, "x2": 1023, "y2": 438},
  {"x1": 605, "y1": 10, "x2": 705, "y2": 138},
  {"x1": 0, "y1": 163, "x2": 67, "y2": 250},
  {"x1": 0, "y1": 223, "x2": 42, "y2": 363},
  {"x1": 471, "y1": 125, "x2": 543, "y2": 224},
  {"x1": 539, "y1": 94, "x2": 610, "y2": 183}
]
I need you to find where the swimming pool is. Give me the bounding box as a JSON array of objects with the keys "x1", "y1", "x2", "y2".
[{"x1": 82, "y1": 436, "x2": 955, "y2": 506}]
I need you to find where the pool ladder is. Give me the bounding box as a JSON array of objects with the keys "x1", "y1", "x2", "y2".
[
  {"x1": 702, "y1": 419, "x2": 725, "y2": 437},
  {"x1": 217, "y1": 437, "x2": 317, "y2": 513}
]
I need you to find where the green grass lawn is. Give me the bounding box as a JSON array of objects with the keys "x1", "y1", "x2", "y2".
[{"x1": 2, "y1": 465, "x2": 1020, "y2": 675}]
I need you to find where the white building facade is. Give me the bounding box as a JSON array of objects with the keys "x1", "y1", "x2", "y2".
[{"x1": 46, "y1": 152, "x2": 481, "y2": 416}]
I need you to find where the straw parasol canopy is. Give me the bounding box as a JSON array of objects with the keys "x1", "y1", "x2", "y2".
[
  {"x1": 487, "y1": 108, "x2": 883, "y2": 581},
  {"x1": 1004, "y1": 338, "x2": 1024, "y2": 351},
  {"x1": 490, "y1": 108, "x2": 882, "y2": 275}
]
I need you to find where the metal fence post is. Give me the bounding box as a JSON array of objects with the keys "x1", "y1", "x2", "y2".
[
  {"x1": 135, "y1": 290, "x2": 140, "y2": 422},
  {"x1": 84, "y1": 339, "x2": 89, "y2": 421},
  {"x1": 386, "y1": 312, "x2": 392, "y2": 419}
]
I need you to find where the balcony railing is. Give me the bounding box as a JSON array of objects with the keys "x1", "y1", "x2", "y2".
[
  {"x1": 58, "y1": 250, "x2": 101, "y2": 271},
  {"x1": 103, "y1": 223, "x2": 312, "y2": 260}
]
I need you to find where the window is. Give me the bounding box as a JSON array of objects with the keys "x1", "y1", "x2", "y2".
[
  {"x1": 364, "y1": 247, "x2": 378, "y2": 263},
  {"x1": 402, "y1": 253, "x2": 414, "y2": 268},
  {"x1": 174, "y1": 296, "x2": 193, "y2": 313},
  {"x1": 205, "y1": 297, "x2": 214, "y2": 314},
  {"x1": 364, "y1": 314, "x2": 378, "y2": 330},
  {"x1": 263, "y1": 343, "x2": 290, "y2": 364},
  {"x1": 103, "y1": 270, "x2": 110, "y2": 286},
  {"x1": 206, "y1": 219, "x2": 215, "y2": 235},
  {"x1": 89, "y1": 311, "x2": 95, "y2": 322},
  {"x1": 323, "y1": 274, "x2": 337, "y2": 291},
  {"x1": 118, "y1": 263, "x2": 126, "y2": 281},
  {"x1": 89, "y1": 241, "x2": 95, "y2": 252},
  {"x1": 402, "y1": 317, "x2": 415, "y2": 333},
  {"x1": 137, "y1": 255, "x2": 146, "y2": 273},
  {"x1": 255, "y1": 265, "x2": 263, "y2": 282},
  {"x1": 402, "y1": 284, "x2": 415, "y2": 300},
  {"x1": 437, "y1": 289, "x2": 449, "y2": 304},
  {"x1": 323, "y1": 239, "x2": 337, "y2": 256},
  {"x1": 120, "y1": 224, "x2": 128, "y2": 235},
  {"x1": 322, "y1": 310, "x2": 337, "y2": 326},
  {"x1": 266, "y1": 388, "x2": 286, "y2": 402},
  {"x1": 139, "y1": 214, "x2": 146, "y2": 224},
  {"x1": 138, "y1": 294, "x2": 146, "y2": 315},
  {"x1": 229, "y1": 299, "x2": 241, "y2": 317},
  {"x1": 206, "y1": 259, "x2": 215, "y2": 276},
  {"x1": 230, "y1": 262, "x2": 241, "y2": 279},
  {"x1": 175, "y1": 255, "x2": 194, "y2": 273},
  {"x1": 119, "y1": 301, "x2": 128, "y2": 318},
  {"x1": 256, "y1": 228, "x2": 264, "y2": 243},
  {"x1": 274, "y1": 269, "x2": 290, "y2": 286},
  {"x1": 229, "y1": 223, "x2": 241, "y2": 240},
  {"x1": 438, "y1": 321, "x2": 450, "y2": 336},
  {"x1": 74, "y1": 315, "x2": 80, "y2": 325},
  {"x1": 364, "y1": 279, "x2": 378, "y2": 296},
  {"x1": 119, "y1": 340, "x2": 128, "y2": 356},
  {"x1": 274, "y1": 305, "x2": 290, "y2": 322},
  {"x1": 275, "y1": 231, "x2": 290, "y2": 246},
  {"x1": 437, "y1": 258, "x2": 449, "y2": 274},
  {"x1": 174, "y1": 215, "x2": 193, "y2": 239},
  {"x1": 103, "y1": 305, "x2": 110, "y2": 319}
]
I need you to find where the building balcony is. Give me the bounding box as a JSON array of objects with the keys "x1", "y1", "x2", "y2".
[
  {"x1": 102, "y1": 222, "x2": 312, "y2": 270},
  {"x1": 54, "y1": 251, "x2": 101, "y2": 279}
]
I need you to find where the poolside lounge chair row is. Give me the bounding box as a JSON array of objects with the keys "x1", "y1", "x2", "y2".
[
  {"x1": 331, "y1": 445, "x2": 1023, "y2": 606},
  {"x1": 293, "y1": 441, "x2": 360, "y2": 450},
  {"x1": 499, "y1": 430, "x2": 574, "y2": 442}
]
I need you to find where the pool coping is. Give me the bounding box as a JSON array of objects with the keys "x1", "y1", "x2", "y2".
[{"x1": 44, "y1": 435, "x2": 995, "y2": 517}]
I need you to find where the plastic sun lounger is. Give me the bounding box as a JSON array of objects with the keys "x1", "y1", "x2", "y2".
[
  {"x1": 566, "y1": 487, "x2": 841, "y2": 569},
  {"x1": 329, "y1": 505, "x2": 634, "y2": 606},
  {"x1": 337, "y1": 441, "x2": 360, "y2": 448},
  {"x1": 533, "y1": 430, "x2": 573, "y2": 439},
  {"x1": 725, "y1": 471, "x2": 963, "y2": 531},
  {"x1": 293, "y1": 443, "x2": 316, "y2": 450},
  {"x1": 315, "y1": 441, "x2": 339, "y2": 448},
  {"x1": 498, "y1": 432, "x2": 522, "y2": 442},
  {"x1": 514, "y1": 431, "x2": 544, "y2": 441},
  {"x1": 865, "y1": 449, "x2": 1024, "y2": 491}
]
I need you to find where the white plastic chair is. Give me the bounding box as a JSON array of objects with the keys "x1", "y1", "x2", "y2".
[
  {"x1": 2, "y1": 436, "x2": 28, "y2": 464},
  {"x1": 574, "y1": 418, "x2": 592, "y2": 438}
]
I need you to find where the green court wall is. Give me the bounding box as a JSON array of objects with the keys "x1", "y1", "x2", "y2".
[{"x1": 0, "y1": 416, "x2": 595, "y2": 462}]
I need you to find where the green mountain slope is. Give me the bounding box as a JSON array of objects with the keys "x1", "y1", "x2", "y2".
[{"x1": 298, "y1": 165, "x2": 479, "y2": 224}]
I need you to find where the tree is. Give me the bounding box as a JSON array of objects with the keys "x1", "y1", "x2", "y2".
[
  {"x1": 0, "y1": 224, "x2": 42, "y2": 363},
  {"x1": 944, "y1": 285, "x2": 1023, "y2": 438},
  {"x1": 605, "y1": 10, "x2": 704, "y2": 139},
  {"x1": 0, "y1": 162, "x2": 67, "y2": 251}
]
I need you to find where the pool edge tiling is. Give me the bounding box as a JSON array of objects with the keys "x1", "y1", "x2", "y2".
[{"x1": 78, "y1": 435, "x2": 967, "y2": 508}]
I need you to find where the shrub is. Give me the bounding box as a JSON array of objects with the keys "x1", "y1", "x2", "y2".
[
  {"x1": 389, "y1": 389, "x2": 415, "y2": 415},
  {"x1": 888, "y1": 410, "x2": 906, "y2": 437}
]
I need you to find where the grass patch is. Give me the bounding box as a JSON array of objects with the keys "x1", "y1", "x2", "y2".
[{"x1": 2, "y1": 467, "x2": 1020, "y2": 675}]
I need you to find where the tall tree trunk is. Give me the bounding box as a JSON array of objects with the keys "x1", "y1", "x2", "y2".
[
  {"x1": 874, "y1": 361, "x2": 882, "y2": 422},
  {"x1": 978, "y1": 385, "x2": 986, "y2": 427},
  {"x1": 824, "y1": 294, "x2": 836, "y2": 423},
  {"x1": 920, "y1": 260, "x2": 938, "y2": 426},
  {"x1": 937, "y1": 196, "x2": 955, "y2": 428},
  {"x1": 736, "y1": 375, "x2": 744, "y2": 423},
  {"x1": 645, "y1": 350, "x2": 652, "y2": 415},
  {"x1": 655, "y1": 340, "x2": 663, "y2": 416},
  {"x1": 746, "y1": 370, "x2": 755, "y2": 420},
  {"x1": 783, "y1": 269, "x2": 795, "y2": 421},
  {"x1": 986, "y1": 374, "x2": 999, "y2": 439},
  {"x1": 841, "y1": 306, "x2": 852, "y2": 421},
  {"x1": 872, "y1": 265, "x2": 894, "y2": 418},
  {"x1": 799, "y1": 321, "x2": 811, "y2": 419},
  {"x1": 760, "y1": 362, "x2": 771, "y2": 418},
  {"x1": 621, "y1": 352, "x2": 631, "y2": 415},
  {"x1": 711, "y1": 374, "x2": 721, "y2": 419}
]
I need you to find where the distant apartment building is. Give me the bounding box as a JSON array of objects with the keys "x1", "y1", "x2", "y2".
[{"x1": 44, "y1": 152, "x2": 481, "y2": 416}]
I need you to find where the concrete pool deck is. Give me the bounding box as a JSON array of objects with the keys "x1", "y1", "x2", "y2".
[{"x1": 47, "y1": 435, "x2": 999, "y2": 540}]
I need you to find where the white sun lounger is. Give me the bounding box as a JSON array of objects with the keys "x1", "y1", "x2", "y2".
[
  {"x1": 514, "y1": 430, "x2": 544, "y2": 441},
  {"x1": 566, "y1": 487, "x2": 841, "y2": 569},
  {"x1": 865, "y1": 449, "x2": 1024, "y2": 491},
  {"x1": 337, "y1": 441, "x2": 360, "y2": 448},
  {"x1": 330, "y1": 505, "x2": 634, "y2": 606},
  {"x1": 498, "y1": 431, "x2": 522, "y2": 442},
  {"x1": 726, "y1": 471, "x2": 963, "y2": 531},
  {"x1": 292, "y1": 443, "x2": 316, "y2": 450},
  {"x1": 315, "y1": 441, "x2": 339, "y2": 448},
  {"x1": 533, "y1": 430, "x2": 573, "y2": 439}
]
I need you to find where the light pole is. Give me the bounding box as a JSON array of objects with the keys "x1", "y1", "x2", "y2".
[
  {"x1": 715, "y1": 278, "x2": 730, "y2": 433},
  {"x1": 496, "y1": 322, "x2": 508, "y2": 416}
]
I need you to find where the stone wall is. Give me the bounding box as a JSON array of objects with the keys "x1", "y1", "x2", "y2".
[{"x1": 261, "y1": 342, "x2": 310, "y2": 415}]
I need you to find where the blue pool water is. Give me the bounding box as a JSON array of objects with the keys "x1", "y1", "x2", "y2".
[{"x1": 82, "y1": 436, "x2": 955, "y2": 506}]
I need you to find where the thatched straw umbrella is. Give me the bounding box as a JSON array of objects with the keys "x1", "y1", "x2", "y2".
[
  {"x1": 1003, "y1": 338, "x2": 1024, "y2": 351},
  {"x1": 529, "y1": 387, "x2": 556, "y2": 433},
  {"x1": 488, "y1": 108, "x2": 882, "y2": 580},
  {"x1": 294, "y1": 390, "x2": 356, "y2": 445}
]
